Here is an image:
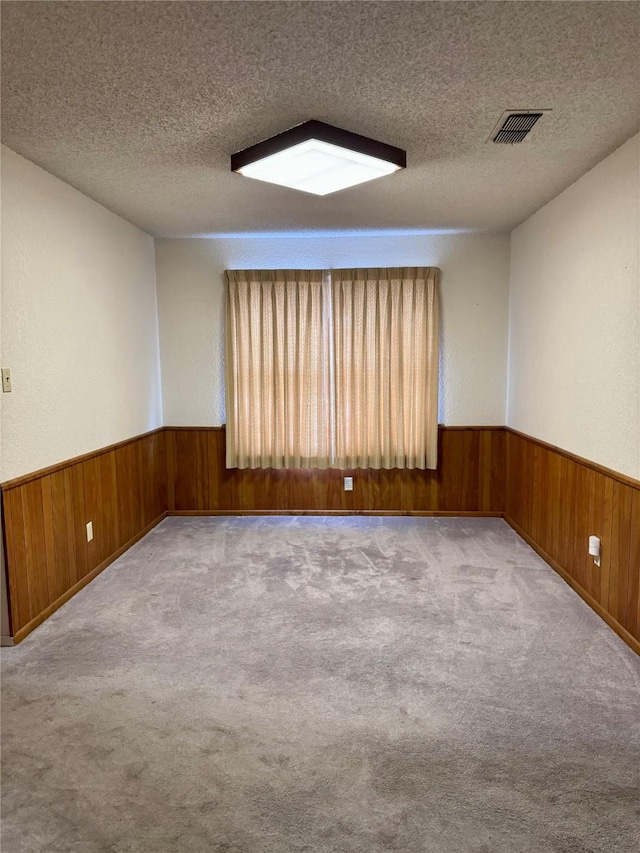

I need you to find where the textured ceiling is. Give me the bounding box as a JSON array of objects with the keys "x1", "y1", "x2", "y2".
[{"x1": 2, "y1": 1, "x2": 639, "y2": 236}]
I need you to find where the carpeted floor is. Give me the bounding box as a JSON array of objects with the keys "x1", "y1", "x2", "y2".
[{"x1": 1, "y1": 516, "x2": 639, "y2": 853}]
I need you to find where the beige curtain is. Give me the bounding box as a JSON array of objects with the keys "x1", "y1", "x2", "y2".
[
  {"x1": 331, "y1": 267, "x2": 439, "y2": 470},
  {"x1": 225, "y1": 269, "x2": 332, "y2": 469},
  {"x1": 225, "y1": 266, "x2": 439, "y2": 470}
]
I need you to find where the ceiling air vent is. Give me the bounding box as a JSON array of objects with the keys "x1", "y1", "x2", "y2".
[{"x1": 493, "y1": 112, "x2": 542, "y2": 144}]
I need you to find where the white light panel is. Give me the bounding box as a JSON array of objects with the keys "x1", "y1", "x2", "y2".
[{"x1": 237, "y1": 139, "x2": 401, "y2": 196}]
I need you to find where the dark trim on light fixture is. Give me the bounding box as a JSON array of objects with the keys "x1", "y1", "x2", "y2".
[{"x1": 231, "y1": 120, "x2": 406, "y2": 173}]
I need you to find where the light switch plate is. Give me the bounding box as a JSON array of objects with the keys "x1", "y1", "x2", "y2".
[
  {"x1": 1, "y1": 369, "x2": 12, "y2": 393},
  {"x1": 86, "y1": 521, "x2": 94, "y2": 542},
  {"x1": 344, "y1": 476, "x2": 353, "y2": 491}
]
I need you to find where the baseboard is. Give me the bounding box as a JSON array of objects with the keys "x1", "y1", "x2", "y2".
[
  {"x1": 504, "y1": 515, "x2": 640, "y2": 656},
  {"x1": 11, "y1": 512, "x2": 167, "y2": 645},
  {"x1": 167, "y1": 510, "x2": 505, "y2": 518}
]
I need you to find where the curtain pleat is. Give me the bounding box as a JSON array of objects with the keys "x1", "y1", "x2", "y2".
[{"x1": 225, "y1": 267, "x2": 439, "y2": 470}]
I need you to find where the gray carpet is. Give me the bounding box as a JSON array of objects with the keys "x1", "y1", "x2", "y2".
[{"x1": 2, "y1": 517, "x2": 639, "y2": 853}]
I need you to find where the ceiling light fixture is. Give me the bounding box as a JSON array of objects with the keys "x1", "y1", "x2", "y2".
[{"x1": 231, "y1": 120, "x2": 406, "y2": 196}]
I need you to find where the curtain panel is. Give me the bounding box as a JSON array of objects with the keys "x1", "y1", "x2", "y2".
[
  {"x1": 225, "y1": 269, "x2": 332, "y2": 469},
  {"x1": 331, "y1": 268, "x2": 439, "y2": 470},
  {"x1": 225, "y1": 267, "x2": 439, "y2": 470}
]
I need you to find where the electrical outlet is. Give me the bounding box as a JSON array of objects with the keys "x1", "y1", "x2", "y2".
[
  {"x1": 1, "y1": 369, "x2": 12, "y2": 393},
  {"x1": 86, "y1": 521, "x2": 94, "y2": 542},
  {"x1": 344, "y1": 476, "x2": 353, "y2": 491}
]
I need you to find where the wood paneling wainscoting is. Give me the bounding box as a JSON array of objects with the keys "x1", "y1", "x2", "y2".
[
  {"x1": 1, "y1": 425, "x2": 503, "y2": 643},
  {"x1": 504, "y1": 429, "x2": 640, "y2": 655},
  {"x1": 1, "y1": 430, "x2": 167, "y2": 643},
  {"x1": 166, "y1": 426, "x2": 505, "y2": 514},
  {"x1": 2, "y1": 425, "x2": 639, "y2": 653}
]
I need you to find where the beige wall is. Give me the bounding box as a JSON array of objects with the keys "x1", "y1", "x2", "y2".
[
  {"x1": 6, "y1": 133, "x2": 636, "y2": 484},
  {"x1": 507, "y1": 133, "x2": 640, "y2": 480},
  {"x1": 0, "y1": 147, "x2": 162, "y2": 482},
  {"x1": 155, "y1": 232, "x2": 511, "y2": 427}
]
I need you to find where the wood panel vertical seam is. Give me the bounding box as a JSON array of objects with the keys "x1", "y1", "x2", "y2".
[{"x1": 166, "y1": 429, "x2": 176, "y2": 511}]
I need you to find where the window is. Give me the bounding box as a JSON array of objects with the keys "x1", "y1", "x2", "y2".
[{"x1": 225, "y1": 267, "x2": 439, "y2": 470}]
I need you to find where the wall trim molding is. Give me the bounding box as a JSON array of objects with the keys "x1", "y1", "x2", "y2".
[
  {"x1": 163, "y1": 425, "x2": 226, "y2": 432},
  {"x1": 1, "y1": 428, "x2": 165, "y2": 492},
  {"x1": 505, "y1": 427, "x2": 640, "y2": 491},
  {"x1": 12, "y1": 513, "x2": 167, "y2": 645},
  {"x1": 165, "y1": 425, "x2": 506, "y2": 514},
  {"x1": 3, "y1": 425, "x2": 638, "y2": 652},
  {"x1": 2, "y1": 430, "x2": 168, "y2": 643},
  {"x1": 504, "y1": 515, "x2": 640, "y2": 656},
  {"x1": 1, "y1": 424, "x2": 505, "y2": 491},
  {"x1": 168, "y1": 510, "x2": 504, "y2": 518},
  {"x1": 438, "y1": 425, "x2": 505, "y2": 431},
  {"x1": 165, "y1": 424, "x2": 505, "y2": 433},
  {"x1": 505, "y1": 429, "x2": 639, "y2": 656},
  {"x1": 5, "y1": 425, "x2": 636, "y2": 493}
]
